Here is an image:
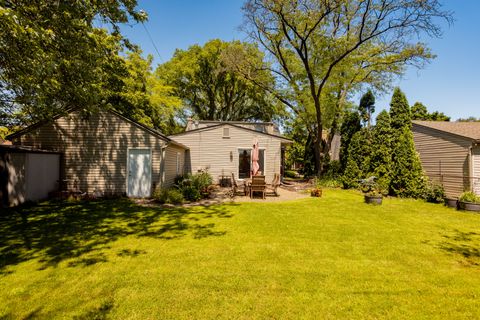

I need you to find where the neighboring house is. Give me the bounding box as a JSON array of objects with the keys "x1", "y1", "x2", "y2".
[
  {"x1": 7, "y1": 109, "x2": 187, "y2": 199},
  {"x1": 170, "y1": 119, "x2": 292, "y2": 184},
  {"x1": 1, "y1": 145, "x2": 60, "y2": 207},
  {"x1": 412, "y1": 121, "x2": 480, "y2": 197}
]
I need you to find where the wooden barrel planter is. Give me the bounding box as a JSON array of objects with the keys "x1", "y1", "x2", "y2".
[
  {"x1": 444, "y1": 198, "x2": 458, "y2": 209},
  {"x1": 458, "y1": 201, "x2": 480, "y2": 212},
  {"x1": 364, "y1": 195, "x2": 383, "y2": 205}
]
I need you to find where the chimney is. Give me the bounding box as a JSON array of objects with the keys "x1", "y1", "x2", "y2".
[{"x1": 186, "y1": 118, "x2": 193, "y2": 131}]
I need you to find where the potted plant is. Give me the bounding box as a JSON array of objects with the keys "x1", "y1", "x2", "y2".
[
  {"x1": 458, "y1": 191, "x2": 480, "y2": 212},
  {"x1": 360, "y1": 176, "x2": 383, "y2": 205},
  {"x1": 444, "y1": 197, "x2": 458, "y2": 209}
]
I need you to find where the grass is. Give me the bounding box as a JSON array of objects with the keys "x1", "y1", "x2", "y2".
[{"x1": 1, "y1": 189, "x2": 480, "y2": 319}]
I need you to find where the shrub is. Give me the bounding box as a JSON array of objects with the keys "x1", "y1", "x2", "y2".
[
  {"x1": 422, "y1": 182, "x2": 445, "y2": 203},
  {"x1": 190, "y1": 171, "x2": 213, "y2": 194},
  {"x1": 153, "y1": 188, "x2": 184, "y2": 205},
  {"x1": 284, "y1": 170, "x2": 298, "y2": 178},
  {"x1": 459, "y1": 191, "x2": 480, "y2": 204},
  {"x1": 182, "y1": 186, "x2": 201, "y2": 202}
]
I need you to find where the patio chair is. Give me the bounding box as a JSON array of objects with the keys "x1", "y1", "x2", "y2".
[
  {"x1": 231, "y1": 172, "x2": 247, "y2": 197},
  {"x1": 250, "y1": 175, "x2": 266, "y2": 199},
  {"x1": 266, "y1": 173, "x2": 281, "y2": 196}
]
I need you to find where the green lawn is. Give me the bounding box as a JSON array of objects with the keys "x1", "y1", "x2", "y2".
[{"x1": 1, "y1": 190, "x2": 480, "y2": 319}]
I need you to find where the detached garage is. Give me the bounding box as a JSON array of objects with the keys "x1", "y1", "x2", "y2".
[
  {"x1": 412, "y1": 121, "x2": 480, "y2": 197},
  {"x1": 7, "y1": 108, "x2": 187, "y2": 200},
  {"x1": 0, "y1": 145, "x2": 60, "y2": 207}
]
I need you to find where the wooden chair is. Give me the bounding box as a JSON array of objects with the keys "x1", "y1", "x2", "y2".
[
  {"x1": 250, "y1": 175, "x2": 266, "y2": 199},
  {"x1": 231, "y1": 172, "x2": 247, "y2": 197},
  {"x1": 266, "y1": 173, "x2": 280, "y2": 196}
]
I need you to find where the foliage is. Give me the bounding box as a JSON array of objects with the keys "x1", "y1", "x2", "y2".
[
  {"x1": 359, "y1": 176, "x2": 383, "y2": 197},
  {"x1": 242, "y1": 0, "x2": 451, "y2": 175},
  {"x1": 0, "y1": 0, "x2": 146, "y2": 127},
  {"x1": 368, "y1": 110, "x2": 394, "y2": 194},
  {"x1": 389, "y1": 88, "x2": 412, "y2": 131},
  {"x1": 284, "y1": 170, "x2": 298, "y2": 179},
  {"x1": 459, "y1": 191, "x2": 480, "y2": 204},
  {"x1": 457, "y1": 116, "x2": 480, "y2": 122},
  {"x1": 112, "y1": 51, "x2": 182, "y2": 135},
  {"x1": 358, "y1": 90, "x2": 375, "y2": 128},
  {"x1": 157, "y1": 39, "x2": 280, "y2": 122},
  {"x1": 422, "y1": 181, "x2": 446, "y2": 204},
  {"x1": 152, "y1": 188, "x2": 184, "y2": 205},
  {"x1": 411, "y1": 102, "x2": 450, "y2": 121},
  {"x1": 390, "y1": 127, "x2": 426, "y2": 198},
  {"x1": 283, "y1": 117, "x2": 307, "y2": 171},
  {"x1": 174, "y1": 170, "x2": 213, "y2": 201},
  {"x1": 339, "y1": 111, "x2": 362, "y2": 173},
  {"x1": 341, "y1": 128, "x2": 371, "y2": 189}
]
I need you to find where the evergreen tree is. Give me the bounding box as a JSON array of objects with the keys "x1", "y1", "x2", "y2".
[
  {"x1": 342, "y1": 128, "x2": 371, "y2": 189},
  {"x1": 411, "y1": 102, "x2": 429, "y2": 120},
  {"x1": 339, "y1": 111, "x2": 362, "y2": 173},
  {"x1": 389, "y1": 87, "x2": 411, "y2": 131},
  {"x1": 358, "y1": 90, "x2": 375, "y2": 128},
  {"x1": 369, "y1": 110, "x2": 393, "y2": 194},
  {"x1": 390, "y1": 127, "x2": 426, "y2": 197}
]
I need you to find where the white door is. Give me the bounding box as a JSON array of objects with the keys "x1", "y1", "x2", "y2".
[
  {"x1": 473, "y1": 147, "x2": 480, "y2": 195},
  {"x1": 26, "y1": 153, "x2": 60, "y2": 202},
  {"x1": 127, "y1": 149, "x2": 152, "y2": 197}
]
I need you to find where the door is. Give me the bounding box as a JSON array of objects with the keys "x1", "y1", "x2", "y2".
[
  {"x1": 473, "y1": 147, "x2": 480, "y2": 195},
  {"x1": 127, "y1": 149, "x2": 152, "y2": 197},
  {"x1": 26, "y1": 153, "x2": 60, "y2": 202}
]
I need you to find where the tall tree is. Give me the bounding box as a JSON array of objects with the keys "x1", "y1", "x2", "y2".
[
  {"x1": 339, "y1": 110, "x2": 361, "y2": 173},
  {"x1": 369, "y1": 110, "x2": 393, "y2": 194},
  {"x1": 0, "y1": 0, "x2": 146, "y2": 126},
  {"x1": 411, "y1": 102, "x2": 450, "y2": 121},
  {"x1": 157, "y1": 39, "x2": 279, "y2": 122},
  {"x1": 359, "y1": 90, "x2": 375, "y2": 128},
  {"x1": 242, "y1": 0, "x2": 452, "y2": 175},
  {"x1": 388, "y1": 88, "x2": 425, "y2": 197}
]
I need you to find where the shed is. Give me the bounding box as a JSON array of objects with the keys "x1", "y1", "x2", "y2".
[
  {"x1": 170, "y1": 121, "x2": 292, "y2": 184},
  {"x1": 412, "y1": 121, "x2": 480, "y2": 197},
  {"x1": 7, "y1": 109, "x2": 188, "y2": 198},
  {"x1": 0, "y1": 145, "x2": 61, "y2": 207}
]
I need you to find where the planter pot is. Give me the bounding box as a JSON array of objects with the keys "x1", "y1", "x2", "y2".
[
  {"x1": 445, "y1": 198, "x2": 458, "y2": 209},
  {"x1": 458, "y1": 201, "x2": 480, "y2": 212},
  {"x1": 364, "y1": 195, "x2": 383, "y2": 205}
]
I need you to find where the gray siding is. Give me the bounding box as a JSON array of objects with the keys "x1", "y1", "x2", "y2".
[
  {"x1": 11, "y1": 110, "x2": 171, "y2": 195},
  {"x1": 412, "y1": 123, "x2": 472, "y2": 197},
  {"x1": 172, "y1": 125, "x2": 283, "y2": 183}
]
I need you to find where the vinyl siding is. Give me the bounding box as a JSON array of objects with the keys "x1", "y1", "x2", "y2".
[
  {"x1": 164, "y1": 144, "x2": 185, "y2": 187},
  {"x1": 171, "y1": 125, "x2": 283, "y2": 183},
  {"x1": 412, "y1": 123, "x2": 472, "y2": 197},
  {"x1": 11, "y1": 110, "x2": 170, "y2": 195}
]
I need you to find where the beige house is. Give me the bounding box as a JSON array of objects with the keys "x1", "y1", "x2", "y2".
[
  {"x1": 412, "y1": 121, "x2": 480, "y2": 197},
  {"x1": 7, "y1": 109, "x2": 187, "y2": 198},
  {"x1": 170, "y1": 119, "x2": 292, "y2": 184}
]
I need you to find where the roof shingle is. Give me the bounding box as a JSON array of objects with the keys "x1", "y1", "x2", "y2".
[{"x1": 413, "y1": 121, "x2": 480, "y2": 141}]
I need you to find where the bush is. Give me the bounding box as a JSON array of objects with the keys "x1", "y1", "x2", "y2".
[
  {"x1": 284, "y1": 170, "x2": 298, "y2": 178},
  {"x1": 190, "y1": 171, "x2": 213, "y2": 194},
  {"x1": 459, "y1": 191, "x2": 480, "y2": 204},
  {"x1": 153, "y1": 188, "x2": 184, "y2": 205},
  {"x1": 182, "y1": 186, "x2": 201, "y2": 201},
  {"x1": 422, "y1": 182, "x2": 445, "y2": 203}
]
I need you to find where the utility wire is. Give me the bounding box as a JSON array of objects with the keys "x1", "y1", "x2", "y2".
[{"x1": 141, "y1": 22, "x2": 163, "y2": 63}]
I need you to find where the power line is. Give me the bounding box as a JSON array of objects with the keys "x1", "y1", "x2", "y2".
[{"x1": 141, "y1": 22, "x2": 163, "y2": 63}]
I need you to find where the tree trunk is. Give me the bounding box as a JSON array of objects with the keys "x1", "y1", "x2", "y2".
[{"x1": 314, "y1": 98, "x2": 324, "y2": 176}]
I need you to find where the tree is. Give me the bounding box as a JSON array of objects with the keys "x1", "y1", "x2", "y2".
[
  {"x1": 369, "y1": 110, "x2": 393, "y2": 194},
  {"x1": 389, "y1": 88, "x2": 412, "y2": 131},
  {"x1": 458, "y1": 116, "x2": 480, "y2": 122},
  {"x1": 156, "y1": 39, "x2": 279, "y2": 122},
  {"x1": 0, "y1": 0, "x2": 146, "y2": 126},
  {"x1": 242, "y1": 0, "x2": 452, "y2": 175},
  {"x1": 390, "y1": 126, "x2": 426, "y2": 197},
  {"x1": 342, "y1": 128, "x2": 371, "y2": 189},
  {"x1": 111, "y1": 51, "x2": 182, "y2": 135},
  {"x1": 388, "y1": 89, "x2": 425, "y2": 197},
  {"x1": 339, "y1": 110, "x2": 361, "y2": 173},
  {"x1": 411, "y1": 102, "x2": 450, "y2": 121},
  {"x1": 359, "y1": 90, "x2": 375, "y2": 128}
]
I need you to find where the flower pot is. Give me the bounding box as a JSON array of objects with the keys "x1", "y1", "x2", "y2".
[
  {"x1": 364, "y1": 194, "x2": 383, "y2": 205},
  {"x1": 445, "y1": 198, "x2": 458, "y2": 209},
  {"x1": 458, "y1": 201, "x2": 480, "y2": 212}
]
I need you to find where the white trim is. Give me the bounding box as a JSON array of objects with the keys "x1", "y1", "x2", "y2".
[
  {"x1": 236, "y1": 147, "x2": 267, "y2": 178},
  {"x1": 126, "y1": 148, "x2": 153, "y2": 197}
]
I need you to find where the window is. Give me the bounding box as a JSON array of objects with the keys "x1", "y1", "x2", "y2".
[{"x1": 223, "y1": 127, "x2": 230, "y2": 138}]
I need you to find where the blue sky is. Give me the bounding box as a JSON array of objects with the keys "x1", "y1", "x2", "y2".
[{"x1": 121, "y1": 0, "x2": 480, "y2": 120}]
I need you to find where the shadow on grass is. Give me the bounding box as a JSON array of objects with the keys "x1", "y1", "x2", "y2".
[
  {"x1": 439, "y1": 229, "x2": 480, "y2": 266},
  {"x1": 0, "y1": 199, "x2": 237, "y2": 273}
]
